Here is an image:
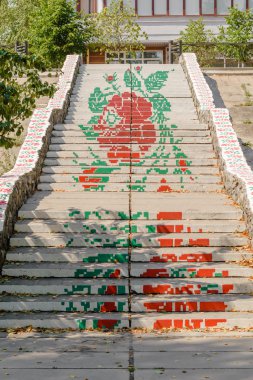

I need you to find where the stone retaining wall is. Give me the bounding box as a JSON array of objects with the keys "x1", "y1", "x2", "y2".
[
  {"x1": 181, "y1": 53, "x2": 253, "y2": 241},
  {"x1": 0, "y1": 55, "x2": 81, "y2": 265}
]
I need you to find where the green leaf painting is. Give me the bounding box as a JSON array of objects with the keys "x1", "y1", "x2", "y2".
[
  {"x1": 144, "y1": 71, "x2": 169, "y2": 92},
  {"x1": 150, "y1": 95, "x2": 171, "y2": 113},
  {"x1": 88, "y1": 88, "x2": 108, "y2": 113}
]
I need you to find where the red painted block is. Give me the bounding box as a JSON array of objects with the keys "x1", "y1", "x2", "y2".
[{"x1": 157, "y1": 212, "x2": 183, "y2": 220}]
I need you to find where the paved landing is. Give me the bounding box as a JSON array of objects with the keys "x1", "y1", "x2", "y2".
[{"x1": 0, "y1": 332, "x2": 253, "y2": 380}]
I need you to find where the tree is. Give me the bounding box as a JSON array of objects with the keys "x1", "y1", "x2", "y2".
[
  {"x1": 180, "y1": 18, "x2": 216, "y2": 67},
  {"x1": 0, "y1": 49, "x2": 55, "y2": 148},
  {"x1": 28, "y1": 0, "x2": 92, "y2": 67},
  {"x1": 217, "y1": 7, "x2": 253, "y2": 66},
  {"x1": 0, "y1": 0, "x2": 37, "y2": 45},
  {"x1": 89, "y1": 0, "x2": 148, "y2": 61}
]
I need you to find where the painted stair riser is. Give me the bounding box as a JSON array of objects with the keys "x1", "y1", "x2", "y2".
[
  {"x1": 0, "y1": 314, "x2": 252, "y2": 330},
  {"x1": 14, "y1": 220, "x2": 245, "y2": 234},
  {"x1": 42, "y1": 166, "x2": 219, "y2": 175},
  {"x1": 131, "y1": 280, "x2": 253, "y2": 295},
  {"x1": 130, "y1": 265, "x2": 253, "y2": 278},
  {"x1": 2, "y1": 297, "x2": 252, "y2": 313},
  {"x1": 131, "y1": 297, "x2": 253, "y2": 312},
  {"x1": 37, "y1": 183, "x2": 223, "y2": 192},
  {"x1": 6, "y1": 249, "x2": 252, "y2": 263},
  {"x1": 0, "y1": 281, "x2": 129, "y2": 295},
  {"x1": 1, "y1": 279, "x2": 252, "y2": 296},
  {"x1": 17, "y1": 210, "x2": 243, "y2": 220},
  {"x1": 39, "y1": 175, "x2": 221, "y2": 184},
  {"x1": 69, "y1": 99, "x2": 195, "y2": 107},
  {"x1": 48, "y1": 144, "x2": 212, "y2": 152},
  {"x1": 131, "y1": 314, "x2": 253, "y2": 330},
  {"x1": 49, "y1": 137, "x2": 211, "y2": 145},
  {"x1": 3, "y1": 265, "x2": 252, "y2": 278},
  {"x1": 10, "y1": 234, "x2": 248, "y2": 248},
  {"x1": 46, "y1": 151, "x2": 216, "y2": 159},
  {"x1": 43, "y1": 158, "x2": 218, "y2": 166},
  {"x1": 52, "y1": 130, "x2": 211, "y2": 137},
  {"x1": 0, "y1": 314, "x2": 129, "y2": 330},
  {"x1": 56, "y1": 123, "x2": 209, "y2": 131},
  {"x1": 0, "y1": 297, "x2": 129, "y2": 312}
]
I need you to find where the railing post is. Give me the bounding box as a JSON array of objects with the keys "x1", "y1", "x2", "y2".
[
  {"x1": 168, "y1": 42, "x2": 172, "y2": 64},
  {"x1": 179, "y1": 40, "x2": 182, "y2": 56}
]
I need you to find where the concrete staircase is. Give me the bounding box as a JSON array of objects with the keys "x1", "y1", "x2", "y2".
[{"x1": 1, "y1": 64, "x2": 253, "y2": 330}]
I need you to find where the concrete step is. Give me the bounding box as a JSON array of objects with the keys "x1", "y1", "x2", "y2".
[
  {"x1": 131, "y1": 295, "x2": 253, "y2": 312},
  {"x1": 9, "y1": 232, "x2": 248, "y2": 248},
  {"x1": 0, "y1": 295, "x2": 129, "y2": 312},
  {"x1": 14, "y1": 219, "x2": 245, "y2": 234},
  {"x1": 52, "y1": 129, "x2": 211, "y2": 137},
  {"x1": 49, "y1": 136, "x2": 212, "y2": 145},
  {"x1": 27, "y1": 192, "x2": 231, "y2": 203},
  {"x1": 69, "y1": 99, "x2": 195, "y2": 108},
  {"x1": 1, "y1": 295, "x2": 252, "y2": 313},
  {"x1": 131, "y1": 233, "x2": 248, "y2": 248},
  {"x1": 66, "y1": 116, "x2": 199, "y2": 123},
  {"x1": 131, "y1": 247, "x2": 251, "y2": 263},
  {"x1": 47, "y1": 143, "x2": 213, "y2": 152},
  {"x1": 55, "y1": 123, "x2": 208, "y2": 131},
  {"x1": 4, "y1": 262, "x2": 252, "y2": 279},
  {"x1": 131, "y1": 278, "x2": 253, "y2": 295},
  {"x1": 6, "y1": 248, "x2": 130, "y2": 263},
  {"x1": 0, "y1": 313, "x2": 129, "y2": 329},
  {"x1": 43, "y1": 158, "x2": 218, "y2": 167},
  {"x1": 70, "y1": 91, "x2": 192, "y2": 98},
  {"x1": 131, "y1": 193, "x2": 243, "y2": 220},
  {"x1": 130, "y1": 262, "x2": 253, "y2": 278},
  {"x1": 18, "y1": 193, "x2": 242, "y2": 220},
  {"x1": 38, "y1": 182, "x2": 223, "y2": 192},
  {"x1": 46, "y1": 150, "x2": 216, "y2": 159},
  {"x1": 0, "y1": 311, "x2": 251, "y2": 330},
  {"x1": 39, "y1": 174, "x2": 221, "y2": 184},
  {"x1": 0, "y1": 278, "x2": 129, "y2": 295},
  {"x1": 41, "y1": 166, "x2": 219, "y2": 175},
  {"x1": 6, "y1": 247, "x2": 251, "y2": 263},
  {"x1": 65, "y1": 110, "x2": 197, "y2": 117},
  {"x1": 3, "y1": 262, "x2": 129, "y2": 278},
  {"x1": 131, "y1": 313, "x2": 253, "y2": 330},
  {"x1": 10, "y1": 233, "x2": 130, "y2": 248}
]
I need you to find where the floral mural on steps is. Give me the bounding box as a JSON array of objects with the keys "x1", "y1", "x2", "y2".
[{"x1": 72, "y1": 66, "x2": 195, "y2": 192}]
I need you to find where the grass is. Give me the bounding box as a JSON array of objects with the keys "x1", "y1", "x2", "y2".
[
  {"x1": 242, "y1": 141, "x2": 253, "y2": 148},
  {"x1": 241, "y1": 83, "x2": 253, "y2": 106},
  {"x1": 243, "y1": 120, "x2": 253, "y2": 125},
  {"x1": 0, "y1": 150, "x2": 17, "y2": 176}
]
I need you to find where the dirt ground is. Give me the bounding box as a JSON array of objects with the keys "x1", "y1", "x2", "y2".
[
  {"x1": 207, "y1": 74, "x2": 253, "y2": 168},
  {"x1": 0, "y1": 74, "x2": 58, "y2": 176}
]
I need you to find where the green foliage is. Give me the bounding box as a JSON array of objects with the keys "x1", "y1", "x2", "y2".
[
  {"x1": 89, "y1": 0, "x2": 148, "y2": 59},
  {"x1": 217, "y1": 7, "x2": 253, "y2": 65},
  {"x1": 180, "y1": 18, "x2": 216, "y2": 67},
  {"x1": 28, "y1": 0, "x2": 92, "y2": 67},
  {"x1": 0, "y1": 0, "x2": 37, "y2": 45},
  {"x1": 0, "y1": 49, "x2": 55, "y2": 148}
]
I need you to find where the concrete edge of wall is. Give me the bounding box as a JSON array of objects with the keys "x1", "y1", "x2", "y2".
[
  {"x1": 180, "y1": 52, "x2": 253, "y2": 242},
  {"x1": 0, "y1": 55, "x2": 81, "y2": 264}
]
